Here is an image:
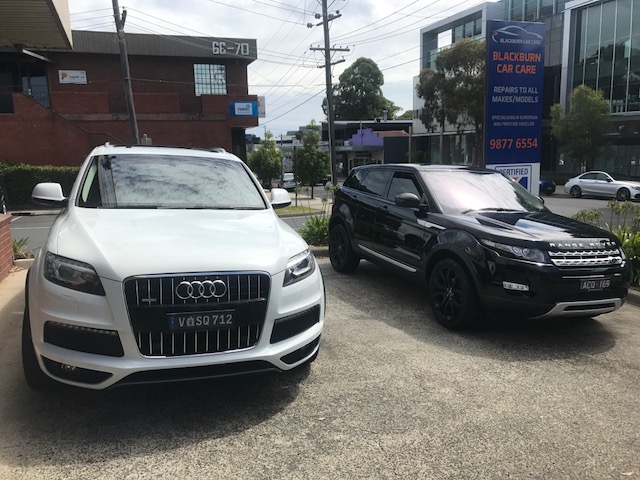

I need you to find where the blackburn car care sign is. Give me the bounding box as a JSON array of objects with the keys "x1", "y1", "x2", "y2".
[{"x1": 485, "y1": 21, "x2": 545, "y2": 194}]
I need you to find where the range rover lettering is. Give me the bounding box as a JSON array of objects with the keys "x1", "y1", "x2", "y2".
[
  {"x1": 23, "y1": 144, "x2": 324, "y2": 390},
  {"x1": 329, "y1": 164, "x2": 629, "y2": 329}
]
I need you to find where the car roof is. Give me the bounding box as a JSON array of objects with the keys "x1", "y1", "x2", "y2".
[
  {"x1": 87, "y1": 143, "x2": 242, "y2": 162},
  {"x1": 352, "y1": 163, "x2": 497, "y2": 173}
]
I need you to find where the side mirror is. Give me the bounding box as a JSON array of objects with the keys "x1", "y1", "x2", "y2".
[
  {"x1": 32, "y1": 183, "x2": 67, "y2": 208},
  {"x1": 270, "y1": 188, "x2": 292, "y2": 209},
  {"x1": 395, "y1": 192, "x2": 421, "y2": 208}
]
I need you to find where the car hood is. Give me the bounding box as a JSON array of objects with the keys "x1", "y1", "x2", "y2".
[
  {"x1": 47, "y1": 207, "x2": 308, "y2": 280},
  {"x1": 447, "y1": 210, "x2": 619, "y2": 245}
]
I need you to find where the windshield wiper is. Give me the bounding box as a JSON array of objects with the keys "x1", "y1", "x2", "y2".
[{"x1": 461, "y1": 207, "x2": 522, "y2": 214}]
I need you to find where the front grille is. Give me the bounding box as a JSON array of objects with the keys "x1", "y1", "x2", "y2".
[
  {"x1": 124, "y1": 272, "x2": 270, "y2": 357},
  {"x1": 549, "y1": 247, "x2": 623, "y2": 267}
]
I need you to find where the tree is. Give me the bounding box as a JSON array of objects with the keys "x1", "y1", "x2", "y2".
[
  {"x1": 416, "y1": 38, "x2": 486, "y2": 164},
  {"x1": 396, "y1": 110, "x2": 414, "y2": 120},
  {"x1": 551, "y1": 85, "x2": 611, "y2": 172},
  {"x1": 293, "y1": 120, "x2": 330, "y2": 199},
  {"x1": 248, "y1": 131, "x2": 282, "y2": 189},
  {"x1": 322, "y1": 57, "x2": 400, "y2": 120},
  {"x1": 416, "y1": 68, "x2": 447, "y2": 162}
]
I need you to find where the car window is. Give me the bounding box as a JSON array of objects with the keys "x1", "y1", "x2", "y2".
[
  {"x1": 596, "y1": 173, "x2": 611, "y2": 181},
  {"x1": 359, "y1": 169, "x2": 391, "y2": 196},
  {"x1": 581, "y1": 173, "x2": 597, "y2": 180},
  {"x1": 387, "y1": 172, "x2": 423, "y2": 201},
  {"x1": 422, "y1": 170, "x2": 546, "y2": 214},
  {"x1": 343, "y1": 169, "x2": 366, "y2": 189},
  {"x1": 77, "y1": 154, "x2": 267, "y2": 209}
]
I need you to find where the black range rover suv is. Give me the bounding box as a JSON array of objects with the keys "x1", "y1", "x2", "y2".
[{"x1": 328, "y1": 164, "x2": 629, "y2": 329}]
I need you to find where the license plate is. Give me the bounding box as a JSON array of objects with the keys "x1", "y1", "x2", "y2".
[
  {"x1": 168, "y1": 310, "x2": 235, "y2": 331},
  {"x1": 579, "y1": 278, "x2": 611, "y2": 291}
]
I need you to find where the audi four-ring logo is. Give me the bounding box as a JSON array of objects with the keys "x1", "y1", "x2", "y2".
[{"x1": 175, "y1": 280, "x2": 228, "y2": 300}]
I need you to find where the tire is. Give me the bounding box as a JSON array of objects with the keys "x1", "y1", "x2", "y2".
[
  {"x1": 569, "y1": 185, "x2": 582, "y2": 198},
  {"x1": 22, "y1": 304, "x2": 56, "y2": 390},
  {"x1": 428, "y1": 258, "x2": 481, "y2": 330},
  {"x1": 616, "y1": 188, "x2": 630, "y2": 202},
  {"x1": 329, "y1": 224, "x2": 360, "y2": 273}
]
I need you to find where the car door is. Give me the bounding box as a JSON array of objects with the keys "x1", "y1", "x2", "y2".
[
  {"x1": 374, "y1": 170, "x2": 428, "y2": 272},
  {"x1": 349, "y1": 168, "x2": 392, "y2": 252},
  {"x1": 577, "y1": 172, "x2": 598, "y2": 195},
  {"x1": 594, "y1": 172, "x2": 615, "y2": 197}
]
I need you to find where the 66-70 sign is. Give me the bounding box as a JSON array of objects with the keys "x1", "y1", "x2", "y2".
[{"x1": 212, "y1": 41, "x2": 250, "y2": 56}]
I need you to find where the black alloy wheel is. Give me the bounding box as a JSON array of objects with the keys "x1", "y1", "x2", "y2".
[
  {"x1": 570, "y1": 185, "x2": 582, "y2": 198},
  {"x1": 428, "y1": 258, "x2": 480, "y2": 330},
  {"x1": 616, "y1": 188, "x2": 631, "y2": 201},
  {"x1": 329, "y1": 224, "x2": 360, "y2": 273}
]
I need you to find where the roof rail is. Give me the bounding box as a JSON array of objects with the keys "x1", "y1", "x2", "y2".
[{"x1": 208, "y1": 147, "x2": 226, "y2": 153}]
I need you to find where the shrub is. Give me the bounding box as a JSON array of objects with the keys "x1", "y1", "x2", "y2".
[
  {"x1": 298, "y1": 215, "x2": 329, "y2": 246},
  {"x1": 573, "y1": 200, "x2": 640, "y2": 288},
  {"x1": 0, "y1": 163, "x2": 79, "y2": 209},
  {"x1": 12, "y1": 238, "x2": 33, "y2": 259}
]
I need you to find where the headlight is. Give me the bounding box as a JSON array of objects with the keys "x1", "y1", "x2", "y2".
[
  {"x1": 45, "y1": 252, "x2": 105, "y2": 295},
  {"x1": 481, "y1": 240, "x2": 548, "y2": 263},
  {"x1": 283, "y1": 249, "x2": 316, "y2": 287}
]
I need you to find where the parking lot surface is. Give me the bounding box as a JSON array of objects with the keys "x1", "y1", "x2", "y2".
[{"x1": 0, "y1": 255, "x2": 638, "y2": 479}]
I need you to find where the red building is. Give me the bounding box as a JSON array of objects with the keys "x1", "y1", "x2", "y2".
[{"x1": 0, "y1": 30, "x2": 259, "y2": 166}]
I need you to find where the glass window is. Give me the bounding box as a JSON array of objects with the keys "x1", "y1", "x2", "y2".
[
  {"x1": 387, "y1": 173, "x2": 422, "y2": 201},
  {"x1": 193, "y1": 64, "x2": 227, "y2": 96},
  {"x1": 525, "y1": 0, "x2": 538, "y2": 21},
  {"x1": 540, "y1": 0, "x2": 553, "y2": 17},
  {"x1": 80, "y1": 154, "x2": 265, "y2": 209},
  {"x1": 421, "y1": 170, "x2": 545, "y2": 215},
  {"x1": 634, "y1": 0, "x2": 640, "y2": 36},
  {"x1": 616, "y1": 0, "x2": 632, "y2": 40},
  {"x1": 359, "y1": 169, "x2": 391, "y2": 196},
  {"x1": 344, "y1": 168, "x2": 366, "y2": 189},
  {"x1": 600, "y1": 1, "x2": 616, "y2": 43},
  {"x1": 510, "y1": 0, "x2": 524, "y2": 21}
]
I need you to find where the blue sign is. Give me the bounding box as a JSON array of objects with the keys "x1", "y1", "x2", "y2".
[
  {"x1": 485, "y1": 21, "x2": 545, "y2": 166},
  {"x1": 229, "y1": 101, "x2": 258, "y2": 117}
]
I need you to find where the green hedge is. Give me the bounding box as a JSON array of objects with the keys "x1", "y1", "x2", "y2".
[{"x1": 0, "y1": 163, "x2": 80, "y2": 209}]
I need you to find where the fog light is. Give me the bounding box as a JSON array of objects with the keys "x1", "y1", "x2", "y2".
[
  {"x1": 503, "y1": 281, "x2": 529, "y2": 292},
  {"x1": 61, "y1": 363, "x2": 77, "y2": 372}
]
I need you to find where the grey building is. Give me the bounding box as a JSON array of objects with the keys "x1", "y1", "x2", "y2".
[{"x1": 413, "y1": 0, "x2": 640, "y2": 178}]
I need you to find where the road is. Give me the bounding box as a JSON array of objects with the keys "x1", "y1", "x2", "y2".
[
  {"x1": 0, "y1": 256, "x2": 638, "y2": 479},
  {"x1": 8, "y1": 195, "x2": 631, "y2": 256}
]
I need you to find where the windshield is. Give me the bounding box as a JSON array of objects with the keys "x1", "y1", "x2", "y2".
[
  {"x1": 421, "y1": 169, "x2": 546, "y2": 215},
  {"x1": 77, "y1": 154, "x2": 266, "y2": 209}
]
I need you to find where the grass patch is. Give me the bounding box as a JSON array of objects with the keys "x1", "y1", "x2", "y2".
[{"x1": 275, "y1": 206, "x2": 320, "y2": 216}]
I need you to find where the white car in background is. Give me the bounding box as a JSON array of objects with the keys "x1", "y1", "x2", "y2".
[
  {"x1": 23, "y1": 144, "x2": 324, "y2": 390},
  {"x1": 280, "y1": 172, "x2": 298, "y2": 191},
  {"x1": 564, "y1": 171, "x2": 640, "y2": 201}
]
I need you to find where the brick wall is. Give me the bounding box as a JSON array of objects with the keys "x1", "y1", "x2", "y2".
[
  {"x1": 0, "y1": 52, "x2": 258, "y2": 166},
  {"x1": 0, "y1": 215, "x2": 12, "y2": 283}
]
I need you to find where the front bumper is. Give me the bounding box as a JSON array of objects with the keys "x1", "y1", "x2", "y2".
[
  {"x1": 27, "y1": 259, "x2": 325, "y2": 390},
  {"x1": 477, "y1": 251, "x2": 629, "y2": 319}
]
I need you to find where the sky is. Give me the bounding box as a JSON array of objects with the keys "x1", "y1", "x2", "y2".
[{"x1": 67, "y1": 0, "x2": 491, "y2": 137}]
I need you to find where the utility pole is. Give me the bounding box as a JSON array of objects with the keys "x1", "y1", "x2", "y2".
[
  {"x1": 112, "y1": 0, "x2": 139, "y2": 144},
  {"x1": 309, "y1": 0, "x2": 349, "y2": 186}
]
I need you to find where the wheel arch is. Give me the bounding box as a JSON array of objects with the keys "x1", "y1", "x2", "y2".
[{"x1": 424, "y1": 245, "x2": 485, "y2": 303}]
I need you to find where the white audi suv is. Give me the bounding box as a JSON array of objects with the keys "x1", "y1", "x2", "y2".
[{"x1": 23, "y1": 144, "x2": 325, "y2": 390}]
